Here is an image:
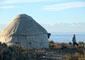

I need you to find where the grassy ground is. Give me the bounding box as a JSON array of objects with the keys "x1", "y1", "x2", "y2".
[{"x1": 0, "y1": 41, "x2": 85, "y2": 60}]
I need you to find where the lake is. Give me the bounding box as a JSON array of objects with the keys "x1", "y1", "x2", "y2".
[{"x1": 49, "y1": 32, "x2": 85, "y2": 43}]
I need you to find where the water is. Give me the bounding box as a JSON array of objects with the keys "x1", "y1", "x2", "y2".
[{"x1": 49, "y1": 32, "x2": 85, "y2": 43}]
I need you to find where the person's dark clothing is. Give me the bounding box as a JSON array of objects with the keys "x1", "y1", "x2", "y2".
[{"x1": 72, "y1": 34, "x2": 78, "y2": 46}]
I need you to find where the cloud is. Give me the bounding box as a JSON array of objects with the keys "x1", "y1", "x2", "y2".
[
  {"x1": 43, "y1": 2, "x2": 85, "y2": 11},
  {"x1": 42, "y1": 23, "x2": 85, "y2": 32},
  {"x1": 0, "y1": 0, "x2": 60, "y2": 4},
  {"x1": 0, "y1": 6, "x2": 15, "y2": 9}
]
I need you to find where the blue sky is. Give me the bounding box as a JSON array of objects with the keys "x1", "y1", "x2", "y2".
[{"x1": 0, "y1": 0, "x2": 85, "y2": 32}]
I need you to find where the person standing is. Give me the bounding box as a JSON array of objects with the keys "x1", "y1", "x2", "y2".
[{"x1": 72, "y1": 34, "x2": 78, "y2": 47}]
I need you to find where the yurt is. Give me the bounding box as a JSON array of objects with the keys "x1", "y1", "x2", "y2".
[{"x1": 0, "y1": 14, "x2": 49, "y2": 48}]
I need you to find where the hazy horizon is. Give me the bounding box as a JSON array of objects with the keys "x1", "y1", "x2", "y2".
[{"x1": 0, "y1": 23, "x2": 85, "y2": 33}]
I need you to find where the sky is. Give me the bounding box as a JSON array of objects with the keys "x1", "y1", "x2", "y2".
[{"x1": 0, "y1": 0, "x2": 85, "y2": 32}]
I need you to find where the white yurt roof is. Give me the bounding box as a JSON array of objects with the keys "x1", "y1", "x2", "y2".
[{"x1": 0, "y1": 14, "x2": 48, "y2": 36}]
